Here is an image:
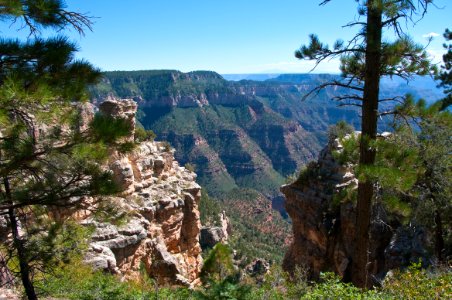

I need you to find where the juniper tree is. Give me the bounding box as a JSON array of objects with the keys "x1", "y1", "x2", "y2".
[
  {"x1": 295, "y1": 0, "x2": 435, "y2": 288},
  {"x1": 0, "y1": 1, "x2": 130, "y2": 299}
]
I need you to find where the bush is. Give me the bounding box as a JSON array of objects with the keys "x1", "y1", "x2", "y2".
[
  {"x1": 332, "y1": 133, "x2": 360, "y2": 165},
  {"x1": 301, "y1": 273, "x2": 383, "y2": 299},
  {"x1": 245, "y1": 264, "x2": 451, "y2": 300},
  {"x1": 134, "y1": 126, "x2": 157, "y2": 142},
  {"x1": 292, "y1": 162, "x2": 318, "y2": 188},
  {"x1": 195, "y1": 276, "x2": 252, "y2": 300},
  {"x1": 37, "y1": 260, "x2": 193, "y2": 300},
  {"x1": 199, "y1": 190, "x2": 222, "y2": 226},
  {"x1": 36, "y1": 257, "x2": 452, "y2": 300},
  {"x1": 37, "y1": 261, "x2": 140, "y2": 299},
  {"x1": 328, "y1": 120, "x2": 354, "y2": 142},
  {"x1": 201, "y1": 243, "x2": 236, "y2": 283},
  {"x1": 382, "y1": 264, "x2": 452, "y2": 299}
]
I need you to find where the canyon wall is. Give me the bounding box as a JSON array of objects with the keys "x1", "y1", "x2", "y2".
[{"x1": 81, "y1": 99, "x2": 203, "y2": 287}]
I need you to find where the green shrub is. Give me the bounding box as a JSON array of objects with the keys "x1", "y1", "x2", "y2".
[
  {"x1": 301, "y1": 272, "x2": 383, "y2": 299},
  {"x1": 36, "y1": 255, "x2": 452, "y2": 300},
  {"x1": 135, "y1": 126, "x2": 157, "y2": 142},
  {"x1": 37, "y1": 260, "x2": 193, "y2": 300},
  {"x1": 292, "y1": 162, "x2": 318, "y2": 188},
  {"x1": 201, "y1": 243, "x2": 236, "y2": 283},
  {"x1": 245, "y1": 264, "x2": 451, "y2": 300},
  {"x1": 199, "y1": 190, "x2": 222, "y2": 226},
  {"x1": 382, "y1": 264, "x2": 452, "y2": 299},
  {"x1": 91, "y1": 114, "x2": 132, "y2": 144},
  {"x1": 332, "y1": 133, "x2": 360, "y2": 165},
  {"x1": 38, "y1": 261, "x2": 141, "y2": 299},
  {"x1": 328, "y1": 120, "x2": 354, "y2": 141},
  {"x1": 195, "y1": 276, "x2": 252, "y2": 300}
]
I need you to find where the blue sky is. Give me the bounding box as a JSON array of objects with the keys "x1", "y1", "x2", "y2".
[{"x1": 1, "y1": 0, "x2": 450, "y2": 73}]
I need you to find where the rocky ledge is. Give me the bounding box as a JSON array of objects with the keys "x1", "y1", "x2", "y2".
[
  {"x1": 81, "y1": 98, "x2": 202, "y2": 287},
  {"x1": 281, "y1": 133, "x2": 429, "y2": 284}
]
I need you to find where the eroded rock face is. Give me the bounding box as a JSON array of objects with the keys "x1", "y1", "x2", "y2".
[
  {"x1": 81, "y1": 98, "x2": 202, "y2": 287},
  {"x1": 200, "y1": 211, "x2": 231, "y2": 249},
  {"x1": 99, "y1": 97, "x2": 138, "y2": 142},
  {"x1": 281, "y1": 134, "x2": 429, "y2": 283}
]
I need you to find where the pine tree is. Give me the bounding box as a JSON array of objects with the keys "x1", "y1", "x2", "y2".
[
  {"x1": 435, "y1": 28, "x2": 452, "y2": 110},
  {"x1": 0, "y1": 2, "x2": 130, "y2": 299},
  {"x1": 295, "y1": 0, "x2": 435, "y2": 288},
  {"x1": 415, "y1": 108, "x2": 451, "y2": 262}
]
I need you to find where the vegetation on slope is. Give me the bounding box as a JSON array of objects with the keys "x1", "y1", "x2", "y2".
[{"x1": 38, "y1": 257, "x2": 451, "y2": 299}]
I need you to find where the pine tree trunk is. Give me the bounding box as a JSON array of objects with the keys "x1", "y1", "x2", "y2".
[
  {"x1": 434, "y1": 209, "x2": 444, "y2": 262},
  {"x1": 3, "y1": 178, "x2": 38, "y2": 300},
  {"x1": 351, "y1": 1, "x2": 382, "y2": 289}
]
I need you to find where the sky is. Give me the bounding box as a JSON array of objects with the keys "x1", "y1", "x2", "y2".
[{"x1": 1, "y1": 0, "x2": 451, "y2": 74}]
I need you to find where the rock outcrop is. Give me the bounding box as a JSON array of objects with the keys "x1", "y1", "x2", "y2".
[
  {"x1": 281, "y1": 134, "x2": 429, "y2": 284},
  {"x1": 99, "y1": 97, "x2": 137, "y2": 142},
  {"x1": 81, "y1": 99, "x2": 203, "y2": 287},
  {"x1": 200, "y1": 211, "x2": 231, "y2": 249},
  {"x1": 245, "y1": 258, "x2": 270, "y2": 277}
]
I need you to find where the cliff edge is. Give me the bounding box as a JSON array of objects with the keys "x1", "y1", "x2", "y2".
[{"x1": 80, "y1": 98, "x2": 203, "y2": 286}]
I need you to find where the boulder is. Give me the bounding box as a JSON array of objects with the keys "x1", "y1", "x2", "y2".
[{"x1": 200, "y1": 227, "x2": 227, "y2": 249}]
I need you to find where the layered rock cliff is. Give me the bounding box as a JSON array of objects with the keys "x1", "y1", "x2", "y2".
[
  {"x1": 89, "y1": 70, "x2": 348, "y2": 197},
  {"x1": 282, "y1": 134, "x2": 429, "y2": 283},
  {"x1": 81, "y1": 99, "x2": 203, "y2": 286}
]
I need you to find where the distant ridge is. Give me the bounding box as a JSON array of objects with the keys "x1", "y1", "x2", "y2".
[
  {"x1": 221, "y1": 73, "x2": 280, "y2": 81},
  {"x1": 223, "y1": 73, "x2": 444, "y2": 103}
]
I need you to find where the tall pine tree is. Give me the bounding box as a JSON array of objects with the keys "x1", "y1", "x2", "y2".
[
  {"x1": 295, "y1": 0, "x2": 435, "y2": 288},
  {"x1": 0, "y1": 2, "x2": 130, "y2": 299}
]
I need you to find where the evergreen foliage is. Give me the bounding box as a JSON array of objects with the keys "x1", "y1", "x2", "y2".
[
  {"x1": 329, "y1": 100, "x2": 451, "y2": 261},
  {"x1": 40, "y1": 259, "x2": 452, "y2": 300},
  {"x1": 327, "y1": 120, "x2": 354, "y2": 141},
  {"x1": 0, "y1": 1, "x2": 132, "y2": 299},
  {"x1": 392, "y1": 98, "x2": 452, "y2": 261},
  {"x1": 295, "y1": 0, "x2": 436, "y2": 288},
  {"x1": 199, "y1": 190, "x2": 222, "y2": 226},
  {"x1": 200, "y1": 243, "x2": 236, "y2": 283},
  {"x1": 436, "y1": 28, "x2": 452, "y2": 110},
  {"x1": 0, "y1": 0, "x2": 93, "y2": 35},
  {"x1": 134, "y1": 124, "x2": 156, "y2": 142}
]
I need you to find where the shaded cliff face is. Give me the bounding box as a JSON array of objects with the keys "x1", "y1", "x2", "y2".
[
  {"x1": 281, "y1": 135, "x2": 429, "y2": 283},
  {"x1": 80, "y1": 99, "x2": 203, "y2": 287}
]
